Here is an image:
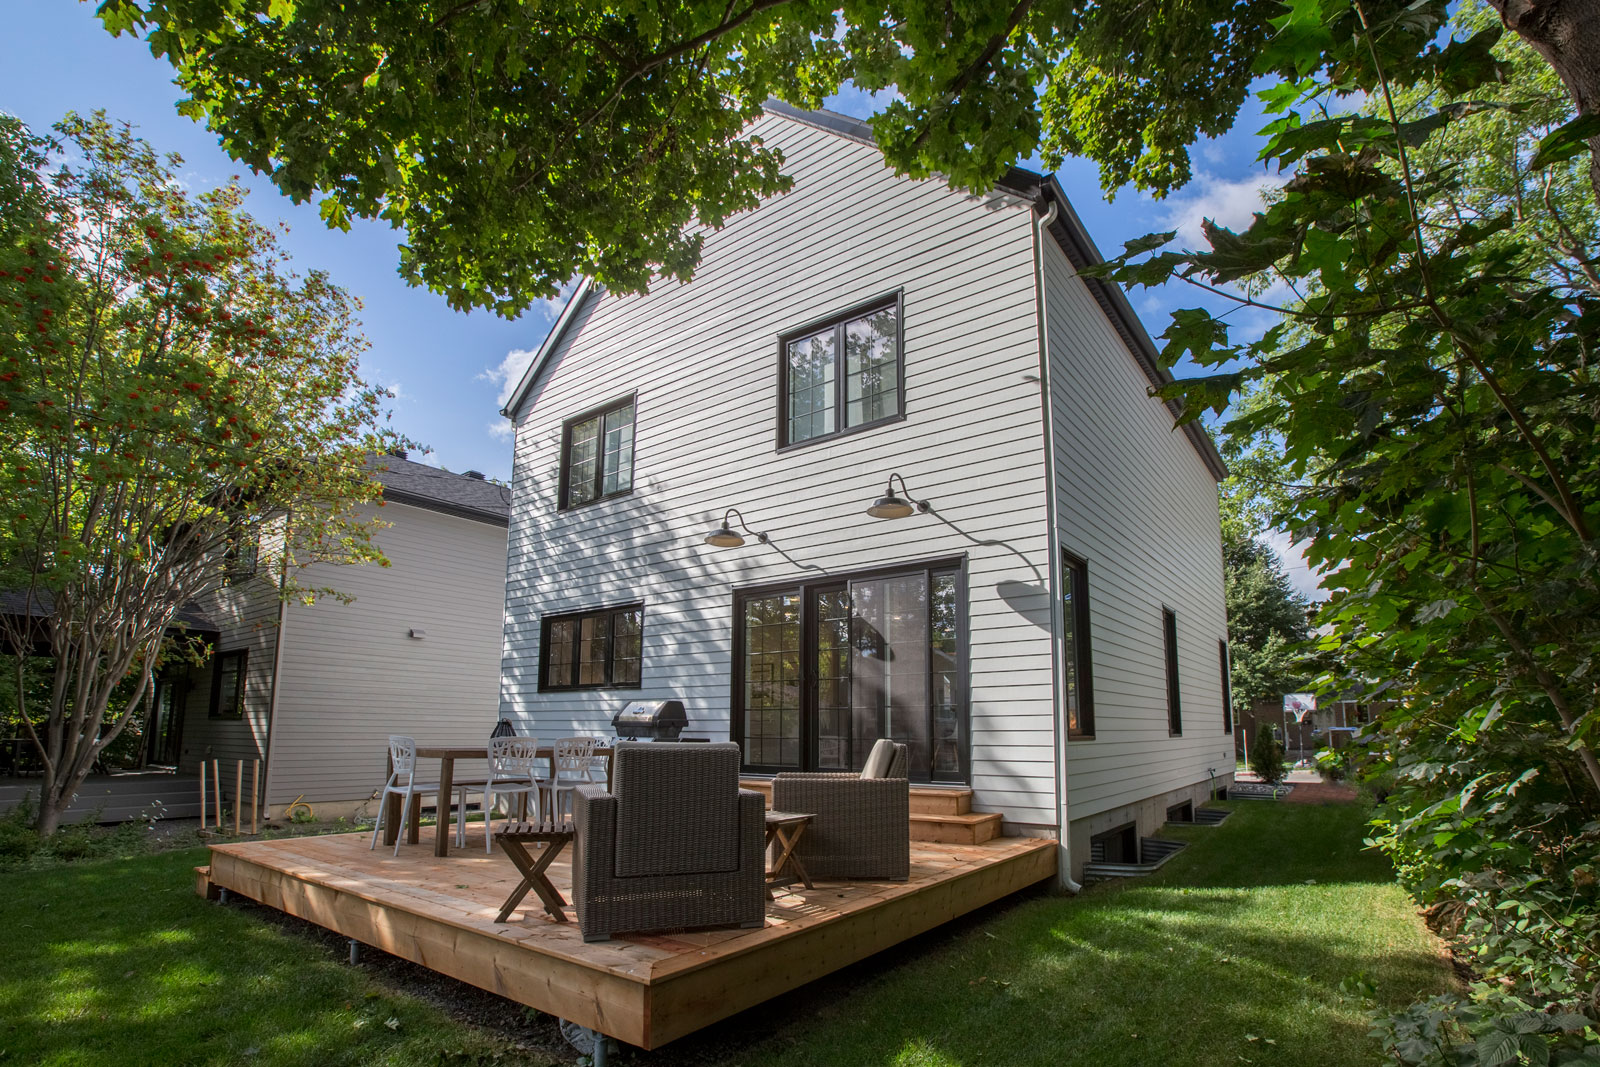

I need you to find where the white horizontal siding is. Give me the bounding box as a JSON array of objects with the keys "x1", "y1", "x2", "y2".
[
  {"x1": 1042, "y1": 237, "x2": 1233, "y2": 820},
  {"x1": 263, "y1": 502, "x2": 508, "y2": 805},
  {"x1": 501, "y1": 113, "x2": 1059, "y2": 826}
]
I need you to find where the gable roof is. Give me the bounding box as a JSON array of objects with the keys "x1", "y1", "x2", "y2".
[
  {"x1": 499, "y1": 103, "x2": 1226, "y2": 481},
  {"x1": 372, "y1": 454, "x2": 511, "y2": 527}
]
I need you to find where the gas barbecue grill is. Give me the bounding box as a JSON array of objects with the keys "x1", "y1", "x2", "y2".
[{"x1": 611, "y1": 699, "x2": 689, "y2": 742}]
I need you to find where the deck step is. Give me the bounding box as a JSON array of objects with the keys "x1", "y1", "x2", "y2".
[
  {"x1": 909, "y1": 788, "x2": 971, "y2": 816},
  {"x1": 910, "y1": 810, "x2": 1002, "y2": 845}
]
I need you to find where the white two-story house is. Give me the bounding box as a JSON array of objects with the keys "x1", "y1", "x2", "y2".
[{"x1": 497, "y1": 103, "x2": 1234, "y2": 882}]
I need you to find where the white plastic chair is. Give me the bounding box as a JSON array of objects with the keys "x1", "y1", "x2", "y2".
[
  {"x1": 482, "y1": 736, "x2": 543, "y2": 852},
  {"x1": 368, "y1": 735, "x2": 470, "y2": 855},
  {"x1": 541, "y1": 737, "x2": 599, "y2": 824}
]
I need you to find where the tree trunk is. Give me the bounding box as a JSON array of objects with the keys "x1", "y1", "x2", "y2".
[{"x1": 1489, "y1": 0, "x2": 1600, "y2": 203}]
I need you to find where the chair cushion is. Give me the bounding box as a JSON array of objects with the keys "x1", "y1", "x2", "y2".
[
  {"x1": 611, "y1": 742, "x2": 743, "y2": 877},
  {"x1": 860, "y1": 738, "x2": 898, "y2": 779}
]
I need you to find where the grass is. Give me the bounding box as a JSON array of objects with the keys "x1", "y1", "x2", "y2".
[{"x1": 0, "y1": 801, "x2": 1449, "y2": 1067}]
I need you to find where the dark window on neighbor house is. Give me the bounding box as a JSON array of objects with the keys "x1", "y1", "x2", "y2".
[
  {"x1": 1062, "y1": 550, "x2": 1095, "y2": 738},
  {"x1": 1219, "y1": 639, "x2": 1234, "y2": 734},
  {"x1": 560, "y1": 397, "x2": 635, "y2": 509},
  {"x1": 540, "y1": 604, "x2": 644, "y2": 690},
  {"x1": 1164, "y1": 609, "x2": 1182, "y2": 736},
  {"x1": 223, "y1": 527, "x2": 259, "y2": 585},
  {"x1": 209, "y1": 649, "x2": 247, "y2": 719},
  {"x1": 779, "y1": 295, "x2": 903, "y2": 448}
]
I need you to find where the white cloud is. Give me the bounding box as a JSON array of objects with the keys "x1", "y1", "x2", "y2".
[
  {"x1": 1263, "y1": 527, "x2": 1329, "y2": 603},
  {"x1": 487, "y1": 418, "x2": 515, "y2": 442},
  {"x1": 478, "y1": 281, "x2": 579, "y2": 407},
  {"x1": 1160, "y1": 171, "x2": 1288, "y2": 251}
]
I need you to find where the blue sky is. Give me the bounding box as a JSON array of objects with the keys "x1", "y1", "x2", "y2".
[{"x1": 1, "y1": 6, "x2": 1317, "y2": 594}]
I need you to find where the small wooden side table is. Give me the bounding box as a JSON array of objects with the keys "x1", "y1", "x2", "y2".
[
  {"x1": 764, "y1": 810, "x2": 815, "y2": 899},
  {"x1": 494, "y1": 819, "x2": 575, "y2": 923}
]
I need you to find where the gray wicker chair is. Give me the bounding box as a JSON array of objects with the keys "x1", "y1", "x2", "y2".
[
  {"x1": 571, "y1": 741, "x2": 765, "y2": 943},
  {"x1": 771, "y1": 739, "x2": 911, "y2": 882}
]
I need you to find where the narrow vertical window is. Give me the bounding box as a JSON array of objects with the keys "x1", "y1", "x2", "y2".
[
  {"x1": 1062, "y1": 551, "x2": 1095, "y2": 738},
  {"x1": 1219, "y1": 639, "x2": 1234, "y2": 734},
  {"x1": 1164, "y1": 609, "x2": 1182, "y2": 736},
  {"x1": 209, "y1": 649, "x2": 247, "y2": 719},
  {"x1": 560, "y1": 396, "x2": 635, "y2": 509},
  {"x1": 779, "y1": 296, "x2": 902, "y2": 447}
]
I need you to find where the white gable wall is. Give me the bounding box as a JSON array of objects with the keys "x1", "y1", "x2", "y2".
[
  {"x1": 1040, "y1": 237, "x2": 1233, "y2": 824},
  {"x1": 501, "y1": 113, "x2": 1061, "y2": 826}
]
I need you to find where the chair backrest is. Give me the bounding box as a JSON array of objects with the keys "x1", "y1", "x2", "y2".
[
  {"x1": 859, "y1": 738, "x2": 908, "y2": 780},
  {"x1": 490, "y1": 717, "x2": 518, "y2": 738},
  {"x1": 554, "y1": 736, "x2": 598, "y2": 778},
  {"x1": 489, "y1": 736, "x2": 540, "y2": 779},
  {"x1": 609, "y1": 741, "x2": 743, "y2": 878},
  {"x1": 388, "y1": 735, "x2": 417, "y2": 782}
]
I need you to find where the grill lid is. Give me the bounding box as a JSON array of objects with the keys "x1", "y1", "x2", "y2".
[{"x1": 612, "y1": 699, "x2": 688, "y2": 739}]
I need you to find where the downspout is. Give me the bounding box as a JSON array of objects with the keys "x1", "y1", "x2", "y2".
[{"x1": 1033, "y1": 196, "x2": 1082, "y2": 893}]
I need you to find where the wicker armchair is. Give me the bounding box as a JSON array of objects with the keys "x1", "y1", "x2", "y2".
[
  {"x1": 771, "y1": 739, "x2": 911, "y2": 882},
  {"x1": 571, "y1": 741, "x2": 765, "y2": 943}
]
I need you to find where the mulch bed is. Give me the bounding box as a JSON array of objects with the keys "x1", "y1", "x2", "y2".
[{"x1": 1283, "y1": 781, "x2": 1359, "y2": 805}]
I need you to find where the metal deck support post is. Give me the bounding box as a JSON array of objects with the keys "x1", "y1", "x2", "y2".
[
  {"x1": 591, "y1": 1030, "x2": 608, "y2": 1067},
  {"x1": 348, "y1": 939, "x2": 361, "y2": 965},
  {"x1": 218, "y1": 888, "x2": 230, "y2": 905}
]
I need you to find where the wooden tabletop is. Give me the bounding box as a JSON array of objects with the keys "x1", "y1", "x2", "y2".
[{"x1": 413, "y1": 744, "x2": 614, "y2": 759}]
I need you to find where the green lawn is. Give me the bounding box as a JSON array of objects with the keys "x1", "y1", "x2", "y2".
[{"x1": 0, "y1": 802, "x2": 1449, "y2": 1066}]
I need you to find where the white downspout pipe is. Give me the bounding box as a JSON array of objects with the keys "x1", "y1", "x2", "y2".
[{"x1": 1032, "y1": 197, "x2": 1081, "y2": 893}]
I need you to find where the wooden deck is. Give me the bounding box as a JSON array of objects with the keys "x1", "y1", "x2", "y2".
[{"x1": 203, "y1": 829, "x2": 1056, "y2": 1049}]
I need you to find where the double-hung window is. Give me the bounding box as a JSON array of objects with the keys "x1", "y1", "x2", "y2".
[
  {"x1": 1164, "y1": 609, "x2": 1182, "y2": 736},
  {"x1": 1062, "y1": 551, "x2": 1095, "y2": 738},
  {"x1": 560, "y1": 397, "x2": 635, "y2": 509},
  {"x1": 540, "y1": 605, "x2": 644, "y2": 690},
  {"x1": 779, "y1": 295, "x2": 903, "y2": 448}
]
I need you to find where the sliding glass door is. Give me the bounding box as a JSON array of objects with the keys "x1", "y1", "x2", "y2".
[{"x1": 734, "y1": 560, "x2": 967, "y2": 783}]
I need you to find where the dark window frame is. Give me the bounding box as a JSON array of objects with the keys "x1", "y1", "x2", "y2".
[
  {"x1": 557, "y1": 393, "x2": 637, "y2": 512},
  {"x1": 1219, "y1": 639, "x2": 1234, "y2": 734},
  {"x1": 209, "y1": 649, "x2": 247, "y2": 720},
  {"x1": 730, "y1": 554, "x2": 969, "y2": 784},
  {"x1": 1061, "y1": 549, "x2": 1096, "y2": 739},
  {"x1": 1163, "y1": 608, "x2": 1182, "y2": 736},
  {"x1": 775, "y1": 290, "x2": 907, "y2": 452},
  {"x1": 538, "y1": 602, "x2": 646, "y2": 691}
]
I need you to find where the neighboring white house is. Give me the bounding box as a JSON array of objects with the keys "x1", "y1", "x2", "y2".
[
  {"x1": 496, "y1": 103, "x2": 1234, "y2": 882},
  {"x1": 157, "y1": 454, "x2": 510, "y2": 820}
]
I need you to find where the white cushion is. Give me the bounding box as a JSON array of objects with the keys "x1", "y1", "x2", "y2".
[{"x1": 860, "y1": 738, "x2": 897, "y2": 779}]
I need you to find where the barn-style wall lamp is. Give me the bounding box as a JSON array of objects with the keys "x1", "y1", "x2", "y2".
[
  {"x1": 866, "y1": 473, "x2": 932, "y2": 519},
  {"x1": 704, "y1": 508, "x2": 769, "y2": 548}
]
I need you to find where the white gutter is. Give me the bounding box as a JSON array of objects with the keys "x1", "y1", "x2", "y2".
[{"x1": 1032, "y1": 197, "x2": 1082, "y2": 893}]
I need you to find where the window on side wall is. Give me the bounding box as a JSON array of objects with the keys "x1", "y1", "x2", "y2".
[
  {"x1": 560, "y1": 396, "x2": 635, "y2": 510},
  {"x1": 1164, "y1": 609, "x2": 1182, "y2": 736},
  {"x1": 1219, "y1": 639, "x2": 1234, "y2": 734},
  {"x1": 540, "y1": 604, "x2": 645, "y2": 690},
  {"x1": 1062, "y1": 550, "x2": 1095, "y2": 738},
  {"x1": 209, "y1": 649, "x2": 247, "y2": 719},
  {"x1": 778, "y1": 294, "x2": 903, "y2": 449},
  {"x1": 223, "y1": 526, "x2": 259, "y2": 585}
]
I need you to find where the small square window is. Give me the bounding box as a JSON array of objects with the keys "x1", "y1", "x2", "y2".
[
  {"x1": 779, "y1": 296, "x2": 902, "y2": 448},
  {"x1": 540, "y1": 605, "x2": 645, "y2": 690},
  {"x1": 560, "y1": 397, "x2": 635, "y2": 510}
]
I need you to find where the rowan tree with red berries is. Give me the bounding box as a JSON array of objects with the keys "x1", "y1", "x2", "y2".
[{"x1": 0, "y1": 112, "x2": 396, "y2": 836}]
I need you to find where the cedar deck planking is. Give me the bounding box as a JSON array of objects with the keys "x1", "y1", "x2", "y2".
[{"x1": 203, "y1": 830, "x2": 1055, "y2": 1049}]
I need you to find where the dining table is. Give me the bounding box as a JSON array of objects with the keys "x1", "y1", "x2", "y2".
[{"x1": 382, "y1": 742, "x2": 615, "y2": 857}]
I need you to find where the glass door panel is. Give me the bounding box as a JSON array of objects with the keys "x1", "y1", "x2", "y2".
[
  {"x1": 850, "y1": 573, "x2": 930, "y2": 774},
  {"x1": 929, "y1": 571, "x2": 963, "y2": 778},
  {"x1": 812, "y1": 586, "x2": 852, "y2": 771},
  {"x1": 741, "y1": 592, "x2": 802, "y2": 769}
]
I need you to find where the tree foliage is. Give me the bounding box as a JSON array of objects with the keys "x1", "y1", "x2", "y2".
[
  {"x1": 1085, "y1": 0, "x2": 1600, "y2": 1049},
  {"x1": 0, "y1": 113, "x2": 393, "y2": 835},
  {"x1": 1224, "y1": 531, "x2": 1311, "y2": 715},
  {"x1": 1249, "y1": 722, "x2": 1287, "y2": 785}
]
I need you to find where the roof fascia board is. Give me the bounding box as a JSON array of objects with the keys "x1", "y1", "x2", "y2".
[
  {"x1": 1037, "y1": 176, "x2": 1229, "y2": 481},
  {"x1": 500, "y1": 276, "x2": 595, "y2": 421},
  {"x1": 379, "y1": 490, "x2": 510, "y2": 528}
]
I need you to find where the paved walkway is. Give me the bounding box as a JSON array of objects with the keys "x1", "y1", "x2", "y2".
[{"x1": 1282, "y1": 781, "x2": 1359, "y2": 804}]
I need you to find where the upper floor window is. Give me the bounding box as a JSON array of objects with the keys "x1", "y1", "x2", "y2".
[
  {"x1": 223, "y1": 527, "x2": 259, "y2": 585},
  {"x1": 540, "y1": 604, "x2": 644, "y2": 690},
  {"x1": 561, "y1": 396, "x2": 635, "y2": 509},
  {"x1": 1062, "y1": 551, "x2": 1095, "y2": 739},
  {"x1": 779, "y1": 295, "x2": 902, "y2": 448},
  {"x1": 1164, "y1": 608, "x2": 1182, "y2": 736}
]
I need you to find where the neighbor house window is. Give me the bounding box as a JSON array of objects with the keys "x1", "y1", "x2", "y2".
[
  {"x1": 209, "y1": 649, "x2": 247, "y2": 720},
  {"x1": 779, "y1": 295, "x2": 902, "y2": 448},
  {"x1": 1062, "y1": 550, "x2": 1095, "y2": 738},
  {"x1": 560, "y1": 397, "x2": 635, "y2": 509},
  {"x1": 1219, "y1": 639, "x2": 1234, "y2": 734},
  {"x1": 1164, "y1": 609, "x2": 1182, "y2": 736},
  {"x1": 223, "y1": 527, "x2": 259, "y2": 585},
  {"x1": 540, "y1": 604, "x2": 644, "y2": 690}
]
